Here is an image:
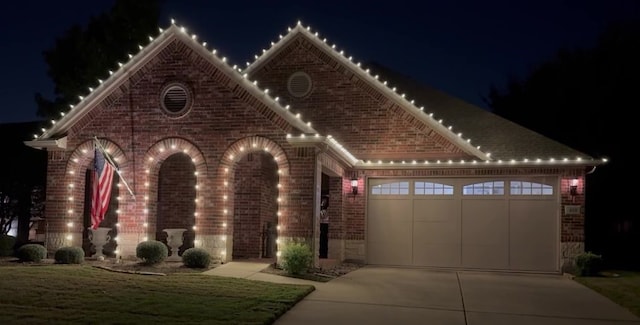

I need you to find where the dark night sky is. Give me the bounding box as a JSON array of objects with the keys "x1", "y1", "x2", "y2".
[{"x1": 1, "y1": 0, "x2": 638, "y2": 124}]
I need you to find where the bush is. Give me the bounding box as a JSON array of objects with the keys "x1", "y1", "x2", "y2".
[
  {"x1": 575, "y1": 251, "x2": 603, "y2": 276},
  {"x1": 17, "y1": 244, "x2": 47, "y2": 262},
  {"x1": 54, "y1": 246, "x2": 85, "y2": 264},
  {"x1": 281, "y1": 243, "x2": 312, "y2": 275},
  {"x1": 136, "y1": 240, "x2": 168, "y2": 265},
  {"x1": 182, "y1": 248, "x2": 211, "y2": 268},
  {"x1": 0, "y1": 234, "x2": 16, "y2": 256}
]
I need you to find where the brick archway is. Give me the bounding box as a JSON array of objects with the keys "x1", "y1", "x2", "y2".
[
  {"x1": 218, "y1": 136, "x2": 290, "y2": 260},
  {"x1": 141, "y1": 138, "x2": 208, "y2": 247},
  {"x1": 62, "y1": 139, "x2": 128, "y2": 250}
]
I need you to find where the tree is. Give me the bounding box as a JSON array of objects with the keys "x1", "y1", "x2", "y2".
[
  {"x1": 486, "y1": 20, "x2": 640, "y2": 269},
  {"x1": 0, "y1": 192, "x2": 18, "y2": 235},
  {"x1": 35, "y1": 0, "x2": 163, "y2": 120}
]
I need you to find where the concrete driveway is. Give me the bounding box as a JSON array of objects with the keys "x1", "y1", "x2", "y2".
[{"x1": 274, "y1": 266, "x2": 640, "y2": 325}]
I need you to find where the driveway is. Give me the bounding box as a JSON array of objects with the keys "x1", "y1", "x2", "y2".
[{"x1": 274, "y1": 266, "x2": 640, "y2": 325}]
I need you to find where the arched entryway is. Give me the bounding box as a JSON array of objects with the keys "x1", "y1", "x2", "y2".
[
  {"x1": 155, "y1": 153, "x2": 196, "y2": 257},
  {"x1": 218, "y1": 136, "x2": 290, "y2": 262},
  {"x1": 62, "y1": 139, "x2": 129, "y2": 257},
  {"x1": 232, "y1": 151, "x2": 278, "y2": 259}
]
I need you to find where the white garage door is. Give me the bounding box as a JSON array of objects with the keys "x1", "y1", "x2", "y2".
[{"x1": 367, "y1": 177, "x2": 559, "y2": 272}]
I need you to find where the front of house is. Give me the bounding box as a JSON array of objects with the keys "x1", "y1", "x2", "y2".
[{"x1": 25, "y1": 22, "x2": 605, "y2": 273}]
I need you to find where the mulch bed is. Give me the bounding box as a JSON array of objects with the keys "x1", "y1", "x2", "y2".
[{"x1": 1, "y1": 256, "x2": 363, "y2": 281}]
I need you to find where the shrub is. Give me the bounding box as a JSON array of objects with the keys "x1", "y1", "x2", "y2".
[
  {"x1": 182, "y1": 248, "x2": 211, "y2": 268},
  {"x1": 0, "y1": 234, "x2": 16, "y2": 256},
  {"x1": 575, "y1": 251, "x2": 603, "y2": 276},
  {"x1": 136, "y1": 240, "x2": 168, "y2": 265},
  {"x1": 17, "y1": 244, "x2": 47, "y2": 262},
  {"x1": 54, "y1": 246, "x2": 85, "y2": 264},
  {"x1": 281, "y1": 243, "x2": 312, "y2": 275}
]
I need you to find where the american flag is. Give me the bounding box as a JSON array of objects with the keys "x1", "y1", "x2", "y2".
[{"x1": 91, "y1": 148, "x2": 115, "y2": 229}]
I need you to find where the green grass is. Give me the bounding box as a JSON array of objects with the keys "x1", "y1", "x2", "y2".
[
  {"x1": 574, "y1": 270, "x2": 640, "y2": 318},
  {"x1": 0, "y1": 265, "x2": 314, "y2": 324}
]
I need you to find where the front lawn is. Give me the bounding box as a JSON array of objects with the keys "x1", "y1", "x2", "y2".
[
  {"x1": 0, "y1": 265, "x2": 314, "y2": 324},
  {"x1": 574, "y1": 270, "x2": 640, "y2": 318}
]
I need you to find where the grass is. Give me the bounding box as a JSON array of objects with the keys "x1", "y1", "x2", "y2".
[
  {"x1": 574, "y1": 270, "x2": 640, "y2": 318},
  {"x1": 0, "y1": 265, "x2": 314, "y2": 324}
]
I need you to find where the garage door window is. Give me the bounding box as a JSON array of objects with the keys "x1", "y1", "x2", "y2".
[
  {"x1": 510, "y1": 181, "x2": 553, "y2": 195},
  {"x1": 415, "y1": 182, "x2": 454, "y2": 195},
  {"x1": 371, "y1": 182, "x2": 409, "y2": 195},
  {"x1": 463, "y1": 181, "x2": 504, "y2": 195}
]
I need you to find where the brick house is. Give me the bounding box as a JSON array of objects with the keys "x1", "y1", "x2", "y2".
[{"x1": 25, "y1": 22, "x2": 605, "y2": 273}]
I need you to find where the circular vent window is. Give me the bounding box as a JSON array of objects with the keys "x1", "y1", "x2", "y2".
[
  {"x1": 287, "y1": 72, "x2": 312, "y2": 98},
  {"x1": 161, "y1": 83, "x2": 192, "y2": 116}
]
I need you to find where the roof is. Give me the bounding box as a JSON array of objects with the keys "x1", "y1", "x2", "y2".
[
  {"x1": 366, "y1": 62, "x2": 593, "y2": 162},
  {"x1": 245, "y1": 22, "x2": 607, "y2": 168},
  {"x1": 25, "y1": 20, "x2": 607, "y2": 169}
]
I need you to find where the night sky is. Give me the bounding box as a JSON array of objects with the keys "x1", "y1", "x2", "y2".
[{"x1": 1, "y1": 0, "x2": 638, "y2": 124}]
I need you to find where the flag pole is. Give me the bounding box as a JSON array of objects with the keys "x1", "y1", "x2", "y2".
[{"x1": 93, "y1": 137, "x2": 136, "y2": 200}]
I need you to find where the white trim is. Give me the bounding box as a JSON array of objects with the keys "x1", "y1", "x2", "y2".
[{"x1": 24, "y1": 136, "x2": 67, "y2": 150}]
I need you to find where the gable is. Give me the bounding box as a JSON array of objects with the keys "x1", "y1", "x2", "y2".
[
  {"x1": 31, "y1": 25, "x2": 316, "y2": 144},
  {"x1": 243, "y1": 22, "x2": 611, "y2": 169},
  {"x1": 247, "y1": 26, "x2": 487, "y2": 162}
]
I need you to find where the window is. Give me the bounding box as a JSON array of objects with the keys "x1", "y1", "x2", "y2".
[
  {"x1": 371, "y1": 182, "x2": 409, "y2": 195},
  {"x1": 510, "y1": 181, "x2": 553, "y2": 195},
  {"x1": 415, "y1": 182, "x2": 453, "y2": 195},
  {"x1": 463, "y1": 181, "x2": 504, "y2": 195}
]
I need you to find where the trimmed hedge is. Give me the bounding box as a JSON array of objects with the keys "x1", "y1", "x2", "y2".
[
  {"x1": 54, "y1": 246, "x2": 85, "y2": 264},
  {"x1": 17, "y1": 244, "x2": 47, "y2": 262},
  {"x1": 182, "y1": 248, "x2": 211, "y2": 268},
  {"x1": 136, "y1": 240, "x2": 168, "y2": 265}
]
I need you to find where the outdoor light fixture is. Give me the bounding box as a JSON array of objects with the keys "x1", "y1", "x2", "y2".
[
  {"x1": 351, "y1": 178, "x2": 359, "y2": 195},
  {"x1": 570, "y1": 178, "x2": 579, "y2": 196}
]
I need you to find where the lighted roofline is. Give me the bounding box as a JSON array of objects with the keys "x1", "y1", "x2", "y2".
[
  {"x1": 34, "y1": 22, "x2": 317, "y2": 142},
  {"x1": 286, "y1": 134, "x2": 359, "y2": 166},
  {"x1": 244, "y1": 22, "x2": 490, "y2": 161},
  {"x1": 354, "y1": 157, "x2": 608, "y2": 169},
  {"x1": 37, "y1": 27, "x2": 177, "y2": 140}
]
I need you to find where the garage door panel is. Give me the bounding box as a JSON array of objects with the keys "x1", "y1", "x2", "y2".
[
  {"x1": 413, "y1": 244, "x2": 461, "y2": 267},
  {"x1": 510, "y1": 200, "x2": 558, "y2": 271},
  {"x1": 368, "y1": 242, "x2": 412, "y2": 265},
  {"x1": 367, "y1": 199, "x2": 412, "y2": 265},
  {"x1": 461, "y1": 200, "x2": 508, "y2": 246},
  {"x1": 461, "y1": 200, "x2": 509, "y2": 269},
  {"x1": 413, "y1": 220, "x2": 460, "y2": 245},
  {"x1": 462, "y1": 244, "x2": 509, "y2": 269},
  {"x1": 414, "y1": 199, "x2": 459, "y2": 222}
]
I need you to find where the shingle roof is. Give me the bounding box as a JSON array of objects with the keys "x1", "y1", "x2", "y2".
[{"x1": 367, "y1": 62, "x2": 593, "y2": 162}]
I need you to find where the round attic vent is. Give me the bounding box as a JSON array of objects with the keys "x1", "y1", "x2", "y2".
[
  {"x1": 161, "y1": 83, "x2": 191, "y2": 116},
  {"x1": 287, "y1": 72, "x2": 312, "y2": 98}
]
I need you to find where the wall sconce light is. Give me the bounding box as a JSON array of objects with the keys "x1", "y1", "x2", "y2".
[
  {"x1": 350, "y1": 178, "x2": 359, "y2": 196},
  {"x1": 569, "y1": 178, "x2": 579, "y2": 196}
]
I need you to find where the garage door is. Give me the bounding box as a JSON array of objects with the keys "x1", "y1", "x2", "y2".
[{"x1": 367, "y1": 177, "x2": 559, "y2": 272}]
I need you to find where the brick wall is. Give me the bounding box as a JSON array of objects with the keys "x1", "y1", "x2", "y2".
[
  {"x1": 250, "y1": 35, "x2": 471, "y2": 161},
  {"x1": 44, "y1": 37, "x2": 313, "y2": 257}
]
